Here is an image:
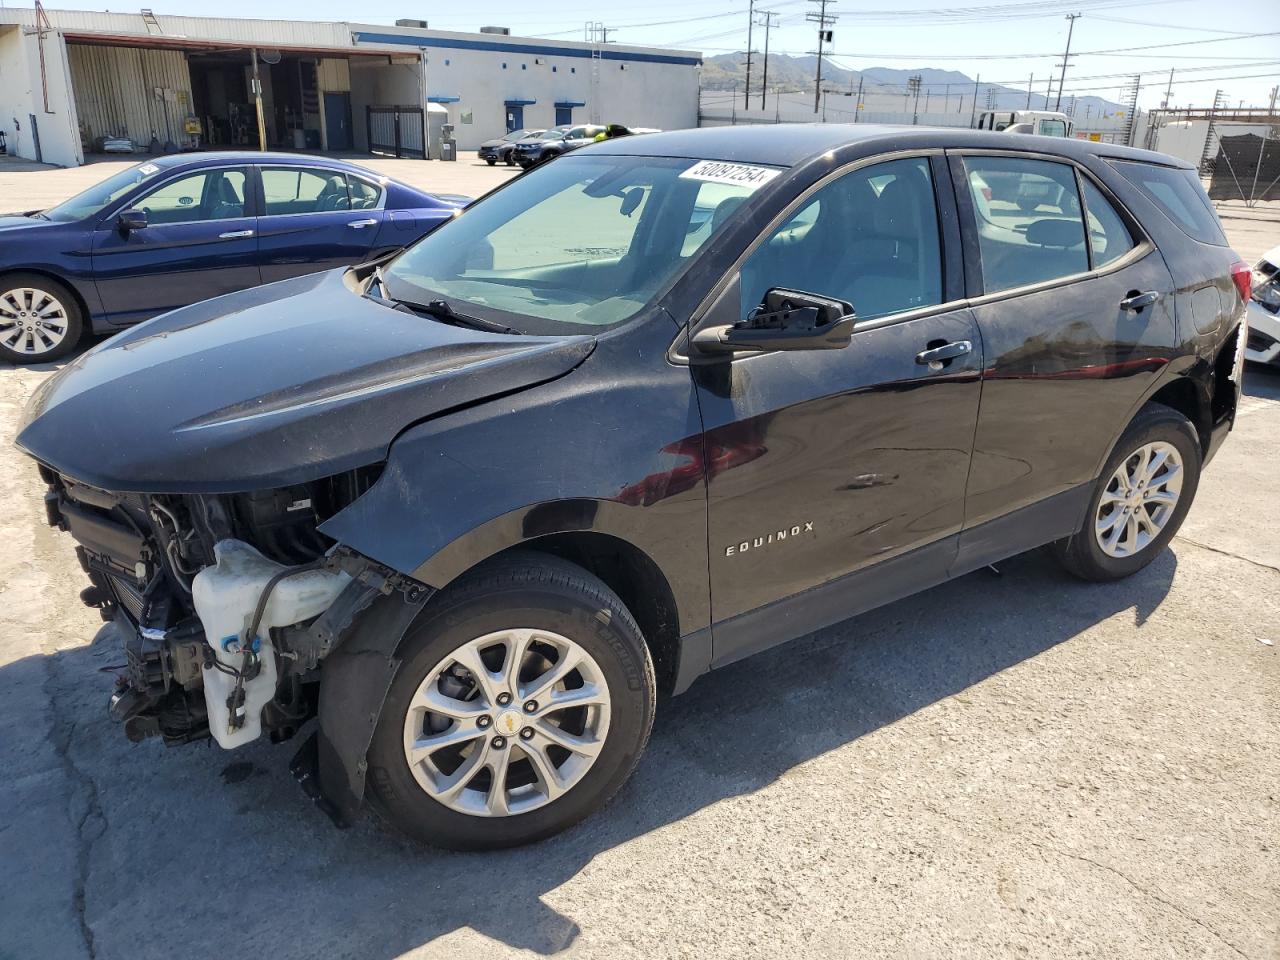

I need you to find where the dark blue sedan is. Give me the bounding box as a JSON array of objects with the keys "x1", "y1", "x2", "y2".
[{"x1": 0, "y1": 152, "x2": 466, "y2": 362}]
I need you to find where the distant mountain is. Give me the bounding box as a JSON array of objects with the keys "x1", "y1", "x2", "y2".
[{"x1": 702, "y1": 53, "x2": 1124, "y2": 116}]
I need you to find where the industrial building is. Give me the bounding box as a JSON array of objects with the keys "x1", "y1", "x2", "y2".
[{"x1": 0, "y1": 8, "x2": 702, "y2": 167}]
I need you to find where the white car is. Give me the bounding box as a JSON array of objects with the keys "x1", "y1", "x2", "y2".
[{"x1": 1247, "y1": 245, "x2": 1280, "y2": 366}]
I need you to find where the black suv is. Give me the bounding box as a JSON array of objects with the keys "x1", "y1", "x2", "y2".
[{"x1": 18, "y1": 125, "x2": 1247, "y2": 850}]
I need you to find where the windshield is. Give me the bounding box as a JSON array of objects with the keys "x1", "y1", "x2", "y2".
[
  {"x1": 42, "y1": 160, "x2": 166, "y2": 222},
  {"x1": 502, "y1": 130, "x2": 527, "y2": 141},
  {"x1": 384, "y1": 154, "x2": 773, "y2": 335}
]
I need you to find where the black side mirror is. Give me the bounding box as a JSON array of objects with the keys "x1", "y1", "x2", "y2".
[
  {"x1": 693, "y1": 287, "x2": 855, "y2": 354},
  {"x1": 117, "y1": 208, "x2": 148, "y2": 233}
]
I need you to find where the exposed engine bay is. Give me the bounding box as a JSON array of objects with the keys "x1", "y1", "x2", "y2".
[{"x1": 40, "y1": 462, "x2": 420, "y2": 751}]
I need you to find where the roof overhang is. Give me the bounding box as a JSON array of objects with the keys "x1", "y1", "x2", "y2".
[{"x1": 62, "y1": 30, "x2": 419, "y2": 60}]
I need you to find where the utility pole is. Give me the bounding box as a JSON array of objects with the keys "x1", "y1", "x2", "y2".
[
  {"x1": 1055, "y1": 12, "x2": 1081, "y2": 111},
  {"x1": 970, "y1": 74, "x2": 979, "y2": 125},
  {"x1": 744, "y1": 0, "x2": 755, "y2": 111},
  {"x1": 1027, "y1": 73, "x2": 1034, "y2": 109},
  {"x1": 853, "y1": 75, "x2": 863, "y2": 123},
  {"x1": 909, "y1": 74, "x2": 922, "y2": 125},
  {"x1": 807, "y1": 0, "x2": 837, "y2": 114},
  {"x1": 758, "y1": 10, "x2": 778, "y2": 111},
  {"x1": 1162, "y1": 68, "x2": 1174, "y2": 109}
]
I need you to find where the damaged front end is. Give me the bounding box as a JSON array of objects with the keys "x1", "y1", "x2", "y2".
[{"x1": 41, "y1": 462, "x2": 429, "y2": 817}]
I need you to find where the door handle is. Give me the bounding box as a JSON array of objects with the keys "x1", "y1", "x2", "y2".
[
  {"x1": 1120, "y1": 290, "x2": 1159, "y2": 311},
  {"x1": 347, "y1": 219, "x2": 378, "y2": 229},
  {"x1": 219, "y1": 229, "x2": 254, "y2": 239},
  {"x1": 915, "y1": 340, "x2": 972, "y2": 365}
]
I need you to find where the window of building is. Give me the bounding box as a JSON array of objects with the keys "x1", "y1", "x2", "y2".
[
  {"x1": 963, "y1": 156, "x2": 1087, "y2": 293},
  {"x1": 739, "y1": 156, "x2": 943, "y2": 321},
  {"x1": 135, "y1": 168, "x2": 247, "y2": 224}
]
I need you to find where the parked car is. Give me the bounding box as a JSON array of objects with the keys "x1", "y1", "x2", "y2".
[
  {"x1": 511, "y1": 124, "x2": 607, "y2": 168},
  {"x1": 18, "y1": 125, "x2": 1247, "y2": 851},
  {"x1": 477, "y1": 128, "x2": 546, "y2": 166},
  {"x1": 1246, "y1": 244, "x2": 1280, "y2": 365},
  {"x1": 0, "y1": 152, "x2": 467, "y2": 363}
]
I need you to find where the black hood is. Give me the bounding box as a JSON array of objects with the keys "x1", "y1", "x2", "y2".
[{"x1": 17, "y1": 269, "x2": 594, "y2": 493}]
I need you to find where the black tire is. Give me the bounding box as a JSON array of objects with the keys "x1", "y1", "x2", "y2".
[
  {"x1": 485, "y1": 158, "x2": 496, "y2": 166},
  {"x1": 505, "y1": 155, "x2": 516, "y2": 166},
  {"x1": 1053, "y1": 403, "x2": 1201, "y2": 581},
  {"x1": 0, "y1": 272, "x2": 83, "y2": 364},
  {"x1": 366, "y1": 552, "x2": 656, "y2": 850}
]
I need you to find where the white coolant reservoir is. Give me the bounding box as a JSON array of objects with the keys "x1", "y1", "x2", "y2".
[{"x1": 192, "y1": 540, "x2": 350, "y2": 749}]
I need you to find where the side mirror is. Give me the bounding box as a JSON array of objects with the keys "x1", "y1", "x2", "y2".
[
  {"x1": 693, "y1": 288, "x2": 854, "y2": 355},
  {"x1": 117, "y1": 208, "x2": 148, "y2": 233}
]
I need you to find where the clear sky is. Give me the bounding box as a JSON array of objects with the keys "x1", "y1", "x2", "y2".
[{"x1": 33, "y1": 0, "x2": 1280, "y2": 109}]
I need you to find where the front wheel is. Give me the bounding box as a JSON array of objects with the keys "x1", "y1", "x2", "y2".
[
  {"x1": 0, "y1": 273, "x2": 83, "y2": 363},
  {"x1": 366, "y1": 553, "x2": 656, "y2": 850},
  {"x1": 485, "y1": 158, "x2": 496, "y2": 166},
  {"x1": 1053, "y1": 403, "x2": 1201, "y2": 581}
]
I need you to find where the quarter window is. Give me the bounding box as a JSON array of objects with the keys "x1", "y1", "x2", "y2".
[
  {"x1": 135, "y1": 169, "x2": 247, "y2": 224},
  {"x1": 963, "y1": 156, "x2": 1087, "y2": 294},
  {"x1": 739, "y1": 156, "x2": 943, "y2": 321},
  {"x1": 1080, "y1": 178, "x2": 1135, "y2": 268},
  {"x1": 1108, "y1": 160, "x2": 1227, "y2": 246},
  {"x1": 261, "y1": 167, "x2": 353, "y2": 215}
]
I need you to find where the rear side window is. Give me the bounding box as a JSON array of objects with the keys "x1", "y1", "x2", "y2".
[
  {"x1": 1108, "y1": 161, "x2": 1227, "y2": 246},
  {"x1": 1080, "y1": 178, "x2": 1135, "y2": 268},
  {"x1": 963, "y1": 156, "x2": 1087, "y2": 294}
]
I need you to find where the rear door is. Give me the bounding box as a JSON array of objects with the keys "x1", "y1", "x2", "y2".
[
  {"x1": 255, "y1": 166, "x2": 385, "y2": 283},
  {"x1": 951, "y1": 150, "x2": 1177, "y2": 559},
  {"x1": 693, "y1": 154, "x2": 984, "y2": 659},
  {"x1": 92, "y1": 165, "x2": 258, "y2": 323}
]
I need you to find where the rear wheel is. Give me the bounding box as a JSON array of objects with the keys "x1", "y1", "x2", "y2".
[
  {"x1": 366, "y1": 553, "x2": 656, "y2": 850},
  {"x1": 1053, "y1": 403, "x2": 1201, "y2": 581},
  {"x1": 0, "y1": 273, "x2": 83, "y2": 363}
]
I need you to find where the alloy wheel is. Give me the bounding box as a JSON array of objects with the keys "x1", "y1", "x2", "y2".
[
  {"x1": 0, "y1": 287, "x2": 70, "y2": 357},
  {"x1": 402, "y1": 628, "x2": 611, "y2": 817},
  {"x1": 1094, "y1": 440, "x2": 1184, "y2": 558}
]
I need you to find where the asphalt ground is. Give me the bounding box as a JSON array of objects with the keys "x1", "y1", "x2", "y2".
[{"x1": 0, "y1": 153, "x2": 1276, "y2": 960}]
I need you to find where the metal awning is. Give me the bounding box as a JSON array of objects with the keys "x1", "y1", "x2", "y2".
[
  {"x1": 555, "y1": 100, "x2": 586, "y2": 108},
  {"x1": 428, "y1": 95, "x2": 461, "y2": 104}
]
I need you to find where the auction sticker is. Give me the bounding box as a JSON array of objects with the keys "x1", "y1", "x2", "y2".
[{"x1": 679, "y1": 160, "x2": 780, "y2": 190}]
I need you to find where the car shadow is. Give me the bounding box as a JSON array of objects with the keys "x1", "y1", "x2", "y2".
[{"x1": 1, "y1": 545, "x2": 1178, "y2": 958}]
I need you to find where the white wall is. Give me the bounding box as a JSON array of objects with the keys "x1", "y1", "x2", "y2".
[
  {"x1": 0, "y1": 27, "x2": 82, "y2": 166},
  {"x1": 350, "y1": 26, "x2": 700, "y2": 150}
]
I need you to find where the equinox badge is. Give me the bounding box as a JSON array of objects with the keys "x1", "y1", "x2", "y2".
[{"x1": 725, "y1": 521, "x2": 815, "y2": 557}]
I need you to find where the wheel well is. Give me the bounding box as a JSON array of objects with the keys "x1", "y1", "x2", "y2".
[
  {"x1": 497, "y1": 532, "x2": 682, "y2": 696},
  {"x1": 0, "y1": 268, "x2": 90, "y2": 324},
  {"x1": 1148, "y1": 376, "x2": 1210, "y2": 454}
]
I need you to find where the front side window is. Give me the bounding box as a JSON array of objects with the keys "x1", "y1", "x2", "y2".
[
  {"x1": 964, "y1": 156, "x2": 1086, "y2": 293},
  {"x1": 134, "y1": 169, "x2": 247, "y2": 224},
  {"x1": 261, "y1": 167, "x2": 352, "y2": 214},
  {"x1": 739, "y1": 156, "x2": 943, "y2": 321},
  {"x1": 385, "y1": 155, "x2": 765, "y2": 334}
]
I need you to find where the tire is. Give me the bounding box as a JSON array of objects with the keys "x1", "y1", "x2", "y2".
[
  {"x1": 505, "y1": 155, "x2": 516, "y2": 166},
  {"x1": 486, "y1": 158, "x2": 496, "y2": 166},
  {"x1": 1053, "y1": 403, "x2": 1201, "y2": 582},
  {"x1": 366, "y1": 552, "x2": 656, "y2": 850},
  {"x1": 0, "y1": 272, "x2": 83, "y2": 364}
]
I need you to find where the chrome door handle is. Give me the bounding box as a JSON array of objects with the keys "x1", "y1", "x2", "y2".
[
  {"x1": 218, "y1": 229, "x2": 254, "y2": 239},
  {"x1": 915, "y1": 340, "x2": 972, "y2": 365},
  {"x1": 1120, "y1": 290, "x2": 1159, "y2": 311},
  {"x1": 348, "y1": 219, "x2": 378, "y2": 229}
]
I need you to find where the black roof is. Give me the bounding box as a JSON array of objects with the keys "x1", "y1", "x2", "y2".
[{"x1": 586, "y1": 123, "x2": 1192, "y2": 170}]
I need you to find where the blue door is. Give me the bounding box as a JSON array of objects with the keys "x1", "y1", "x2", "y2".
[
  {"x1": 255, "y1": 166, "x2": 383, "y2": 283},
  {"x1": 91, "y1": 166, "x2": 260, "y2": 323},
  {"x1": 555, "y1": 106, "x2": 573, "y2": 126},
  {"x1": 505, "y1": 104, "x2": 523, "y2": 133},
  {"x1": 324, "y1": 92, "x2": 352, "y2": 151}
]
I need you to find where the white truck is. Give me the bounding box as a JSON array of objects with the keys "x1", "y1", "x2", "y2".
[{"x1": 974, "y1": 110, "x2": 1074, "y2": 138}]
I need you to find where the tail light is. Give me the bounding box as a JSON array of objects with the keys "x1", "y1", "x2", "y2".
[{"x1": 1230, "y1": 260, "x2": 1251, "y2": 302}]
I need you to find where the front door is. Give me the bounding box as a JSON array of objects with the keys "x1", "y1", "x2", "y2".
[
  {"x1": 505, "y1": 104, "x2": 523, "y2": 133},
  {"x1": 951, "y1": 152, "x2": 1177, "y2": 542},
  {"x1": 255, "y1": 166, "x2": 384, "y2": 284},
  {"x1": 694, "y1": 155, "x2": 983, "y2": 659},
  {"x1": 324, "y1": 92, "x2": 352, "y2": 151},
  {"x1": 92, "y1": 166, "x2": 259, "y2": 323}
]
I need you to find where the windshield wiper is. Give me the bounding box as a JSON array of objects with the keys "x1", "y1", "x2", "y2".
[{"x1": 368, "y1": 268, "x2": 518, "y2": 335}]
